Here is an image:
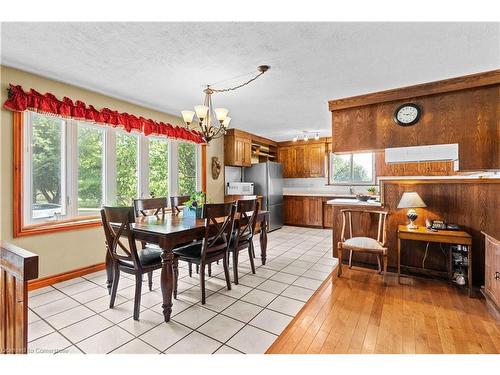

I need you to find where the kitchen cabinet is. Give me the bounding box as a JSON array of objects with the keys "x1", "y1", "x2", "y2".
[
  {"x1": 224, "y1": 129, "x2": 252, "y2": 167},
  {"x1": 323, "y1": 200, "x2": 334, "y2": 228},
  {"x1": 278, "y1": 141, "x2": 326, "y2": 178},
  {"x1": 483, "y1": 232, "x2": 500, "y2": 317},
  {"x1": 283, "y1": 196, "x2": 323, "y2": 227}
]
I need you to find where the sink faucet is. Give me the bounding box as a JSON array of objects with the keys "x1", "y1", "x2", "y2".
[{"x1": 349, "y1": 186, "x2": 354, "y2": 195}]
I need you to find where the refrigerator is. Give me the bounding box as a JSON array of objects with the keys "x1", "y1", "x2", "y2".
[{"x1": 243, "y1": 161, "x2": 283, "y2": 232}]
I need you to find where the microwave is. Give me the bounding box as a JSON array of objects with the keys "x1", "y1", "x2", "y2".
[{"x1": 226, "y1": 182, "x2": 254, "y2": 195}]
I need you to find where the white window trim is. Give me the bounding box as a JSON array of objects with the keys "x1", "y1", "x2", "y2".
[
  {"x1": 329, "y1": 152, "x2": 376, "y2": 186},
  {"x1": 22, "y1": 111, "x2": 201, "y2": 226}
]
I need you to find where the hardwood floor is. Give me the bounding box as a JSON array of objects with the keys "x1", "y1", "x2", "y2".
[{"x1": 266, "y1": 268, "x2": 500, "y2": 354}]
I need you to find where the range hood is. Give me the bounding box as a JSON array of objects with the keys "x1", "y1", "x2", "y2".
[{"x1": 385, "y1": 143, "x2": 459, "y2": 168}]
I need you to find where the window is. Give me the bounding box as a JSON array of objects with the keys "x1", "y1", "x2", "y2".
[
  {"x1": 18, "y1": 111, "x2": 201, "y2": 235},
  {"x1": 116, "y1": 132, "x2": 138, "y2": 206},
  {"x1": 149, "y1": 138, "x2": 168, "y2": 198},
  {"x1": 28, "y1": 113, "x2": 66, "y2": 221},
  {"x1": 77, "y1": 124, "x2": 104, "y2": 215},
  {"x1": 329, "y1": 152, "x2": 375, "y2": 184},
  {"x1": 178, "y1": 142, "x2": 197, "y2": 196}
]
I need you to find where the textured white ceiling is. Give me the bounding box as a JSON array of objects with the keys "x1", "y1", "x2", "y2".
[{"x1": 1, "y1": 22, "x2": 499, "y2": 141}]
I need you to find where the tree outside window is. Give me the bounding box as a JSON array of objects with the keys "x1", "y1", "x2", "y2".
[
  {"x1": 116, "y1": 132, "x2": 138, "y2": 205},
  {"x1": 149, "y1": 138, "x2": 168, "y2": 198},
  {"x1": 330, "y1": 152, "x2": 374, "y2": 184},
  {"x1": 178, "y1": 142, "x2": 197, "y2": 196}
]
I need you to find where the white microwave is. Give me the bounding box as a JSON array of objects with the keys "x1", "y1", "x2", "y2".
[{"x1": 226, "y1": 182, "x2": 254, "y2": 195}]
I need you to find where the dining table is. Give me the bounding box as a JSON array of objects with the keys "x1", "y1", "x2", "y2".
[{"x1": 106, "y1": 210, "x2": 269, "y2": 322}]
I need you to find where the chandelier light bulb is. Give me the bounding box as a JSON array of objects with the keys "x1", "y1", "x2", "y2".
[
  {"x1": 181, "y1": 110, "x2": 195, "y2": 125},
  {"x1": 222, "y1": 116, "x2": 232, "y2": 128},
  {"x1": 194, "y1": 105, "x2": 209, "y2": 121},
  {"x1": 214, "y1": 108, "x2": 229, "y2": 123}
]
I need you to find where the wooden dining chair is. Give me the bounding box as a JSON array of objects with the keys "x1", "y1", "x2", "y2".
[
  {"x1": 101, "y1": 206, "x2": 164, "y2": 320},
  {"x1": 173, "y1": 203, "x2": 236, "y2": 304},
  {"x1": 133, "y1": 197, "x2": 168, "y2": 217},
  {"x1": 170, "y1": 195, "x2": 191, "y2": 214},
  {"x1": 337, "y1": 209, "x2": 389, "y2": 285},
  {"x1": 229, "y1": 198, "x2": 260, "y2": 284}
]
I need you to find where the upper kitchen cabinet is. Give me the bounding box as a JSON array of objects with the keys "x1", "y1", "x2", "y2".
[
  {"x1": 224, "y1": 129, "x2": 252, "y2": 167},
  {"x1": 278, "y1": 139, "x2": 327, "y2": 178},
  {"x1": 328, "y1": 70, "x2": 500, "y2": 171},
  {"x1": 224, "y1": 129, "x2": 278, "y2": 167}
]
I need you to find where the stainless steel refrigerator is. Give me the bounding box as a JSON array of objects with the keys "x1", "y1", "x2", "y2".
[{"x1": 243, "y1": 161, "x2": 283, "y2": 232}]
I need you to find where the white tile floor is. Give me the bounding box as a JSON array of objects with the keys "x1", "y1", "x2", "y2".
[{"x1": 27, "y1": 226, "x2": 337, "y2": 354}]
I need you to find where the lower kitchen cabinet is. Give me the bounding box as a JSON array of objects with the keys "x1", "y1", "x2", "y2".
[{"x1": 283, "y1": 196, "x2": 324, "y2": 227}]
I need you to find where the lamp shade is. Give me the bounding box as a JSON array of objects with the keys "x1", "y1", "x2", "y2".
[{"x1": 397, "y1": 192, "x2": 427, "y2": 209}]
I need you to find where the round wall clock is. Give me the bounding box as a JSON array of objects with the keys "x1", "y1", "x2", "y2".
[{"x1": 393, "y1": 103, "x2": 421, "y2": 126}]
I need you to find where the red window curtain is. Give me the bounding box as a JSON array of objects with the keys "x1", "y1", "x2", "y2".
[{"x1": 3, "y1": 84, "x2": 205, "y2": 144}]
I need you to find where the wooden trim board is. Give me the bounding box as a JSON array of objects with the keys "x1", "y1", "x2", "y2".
[
  {"x1": 28, "y1": 263, "x2": 106, "y2": 291},
  {"x1": 328, "y1": 69, "x2": 500, "y2": 111}
]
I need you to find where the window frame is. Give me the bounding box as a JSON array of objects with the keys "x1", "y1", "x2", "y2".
[
  {"x1": 328, "y1": 151, "x2": 376, "y2": 186},
  {"x1": 13, "y1": 111, "x2": 205, "y2": 237}
]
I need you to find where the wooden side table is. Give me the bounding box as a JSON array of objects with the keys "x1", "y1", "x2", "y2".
[{"x1": 397, "y1": 225, "x2": 473, "y2": 296}]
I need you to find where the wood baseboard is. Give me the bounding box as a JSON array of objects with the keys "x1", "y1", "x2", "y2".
[{"x1": 28, "y1": 262, "x2": 106, "y2": 291}]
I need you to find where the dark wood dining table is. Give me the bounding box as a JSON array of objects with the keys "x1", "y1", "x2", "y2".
[{"x1": 106, "y1": 210, "x2": 269, "y2": 322}]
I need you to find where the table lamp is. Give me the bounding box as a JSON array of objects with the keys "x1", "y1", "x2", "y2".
[{"x1": 397, "y1": 192, "x2": 427, "y2": 229}]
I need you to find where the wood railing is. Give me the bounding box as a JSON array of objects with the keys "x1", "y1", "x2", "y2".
[{"x1": 1, "y1": 242, "x2": 38, "y2": 354}]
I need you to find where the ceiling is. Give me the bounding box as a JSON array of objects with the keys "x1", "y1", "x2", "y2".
[{"x1": 1, "y1": 22, "x2": 499, "y2": 141}]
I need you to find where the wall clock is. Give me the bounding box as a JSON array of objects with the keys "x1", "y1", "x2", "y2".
[{"x1": 393, "y1": 103, "x2": 421, "y2": 126}]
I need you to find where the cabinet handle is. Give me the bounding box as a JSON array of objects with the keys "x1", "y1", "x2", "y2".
[{"x1": 495, "y1": 272, "x2": 500, "y2": 280}]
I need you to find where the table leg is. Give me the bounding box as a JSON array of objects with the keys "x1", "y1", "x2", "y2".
[
  {"x1": 160, "y1": 247, "x2": 175, "y2": 323},
  {"x1": 260, "y1": 216, "x2": 268, "y2": 265},
  {"x1": 105, "y1": 248, "x2": 113, "y2": 295},
  {"x1": 397, "y1": 236, "x2": 401, "y2": 284}
]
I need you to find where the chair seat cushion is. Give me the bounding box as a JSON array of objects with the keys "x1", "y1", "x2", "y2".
[
  {"x1": 118, "y1": 246, "x2": 163, "y2": 268},
  {"x1": 173, "y1": 242, "x2": 226, "y2": 261},
  {"x1": 343, "y1": 237, "x2": 384, "y2": 250}
]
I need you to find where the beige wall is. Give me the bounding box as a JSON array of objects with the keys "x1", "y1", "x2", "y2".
[{"x1": 0, "y1": 66, "x2": 224, "y2": 278}]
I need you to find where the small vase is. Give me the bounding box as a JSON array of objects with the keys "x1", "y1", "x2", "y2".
[{"x1": 183, "y1": 206, "x2": 203, "y2": 219}]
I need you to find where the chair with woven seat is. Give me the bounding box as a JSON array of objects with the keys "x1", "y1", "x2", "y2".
[
  {"x1": 173, "y1": 202, "x2": 236, "y2": 304},
  {"x1": 229, "y1": 198, "x2": 260, "y2": 284},
  {"x1": 337, "y1": 209, "x2": 389, "y2": 285},
  {"x1": 101, "y1": 206, "x2": 164, "y2": 320}
]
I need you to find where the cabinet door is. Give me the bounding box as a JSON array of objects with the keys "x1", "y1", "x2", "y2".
[
  {"x1": 305, "y1": 197, "x2": 323, "y2": 227},
  {"x1": 485, "y1": 236, "x2": 500, "y2": 308},
  {"x1": 294, "y1": 145, "x2": 307, "y2": 177},
  {"x1": 279, "y1": 147, "x2": 295, "y2": 178},
  {"x1": 323, "y1": 200, "x2": 333, "y2": 228},
  {"x1": 308, "y1": 143, "x2": 326, "y2": 177},
  {"x1": 243, "y1": 139, "x2": 252, "y2": 166}
]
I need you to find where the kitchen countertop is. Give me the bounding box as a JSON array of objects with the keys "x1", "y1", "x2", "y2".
[
  {"x1": 283, "y1": 192, "x2": 358, "y2": 197},
  {"x1": 326, "y1": 198, "x2": 382, "y2": 207}
]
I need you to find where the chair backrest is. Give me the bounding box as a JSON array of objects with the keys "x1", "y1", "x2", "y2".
[
  {"x1": 340, "y1": 209, "x2": 389, "y2": 246},
  {"x1": 101, "y1": 206, "x2": 141, "y2": 269},
  {"x1": 170, "y1": 195, "x2": 191, "y2": 214},
  {"x1": 200, "y1": 203, "x2": 236, "y2": 259},
  {"x1": 233, "y1": 198, "x2": 259, "y2": 248},
  {"x1": 133, "y1": 197, "x2": 168, "y2": 217}
]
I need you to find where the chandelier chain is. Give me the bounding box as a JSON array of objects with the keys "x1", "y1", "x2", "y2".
[{"x1": 210, "y1": 70, "x2": 267, "y2": 93}]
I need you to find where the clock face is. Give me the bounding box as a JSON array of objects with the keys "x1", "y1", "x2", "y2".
[{"x1": 394, "y1": 103, "x2": 421, "y2": 126}]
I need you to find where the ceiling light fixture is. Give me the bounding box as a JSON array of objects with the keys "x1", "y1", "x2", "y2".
[
  {"x1": 181, "y1": 65, "x2": 270, "y2": 143},
  {"x1": 315, "y1": 133, "x2": 320, "y2": 141},
  {"x1": 292, "y1": 136, "x2": 298, "y2": 142}
]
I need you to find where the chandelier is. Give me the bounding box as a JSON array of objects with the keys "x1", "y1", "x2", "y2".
[{"x1": 181, "y1": 65, "x2": 270, "y2": 143}]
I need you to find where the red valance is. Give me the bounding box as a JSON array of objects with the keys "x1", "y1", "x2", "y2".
[{"x1": 3, "y1": 84, "x2": 205, "y2": 144}]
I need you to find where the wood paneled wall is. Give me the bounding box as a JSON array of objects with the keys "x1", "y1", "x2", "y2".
[
  {"x1": 331, "y1": 179, "x2": 500, "y2": 288},
  {"x1": 329, "y1": 70, "x2": 500, "y2": 171},
  {"x1": 1, "y1": 242, "x2": 38, "y2": 354}
]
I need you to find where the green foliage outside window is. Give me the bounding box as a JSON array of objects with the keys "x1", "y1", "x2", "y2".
[
  {"x1": 178, "y1": 142, "x2": 197, "y2": 196},
  {"x1": 116, "y1": 132, "x2": 138, "y2": 206},
  {"x1": 31, "y1": 114, "x2": 62, "y2": 205},
  {"x1": 78, "y1": 126, "x2": 103, "y2": 213},
  {"x1": 331, "y1": 153, "x2": 371, "y2": 183},
  {"x1": 149, "y1": 138, "x2": 168, "y2": 198}
]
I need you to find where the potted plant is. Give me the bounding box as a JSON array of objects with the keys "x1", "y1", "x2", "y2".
[
  {"x1": 367, "y1": 186, "x2": 377, "y2": 196},
  {"x1": 183, "y1": 191, "x2": 206, "y2": 218}
]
